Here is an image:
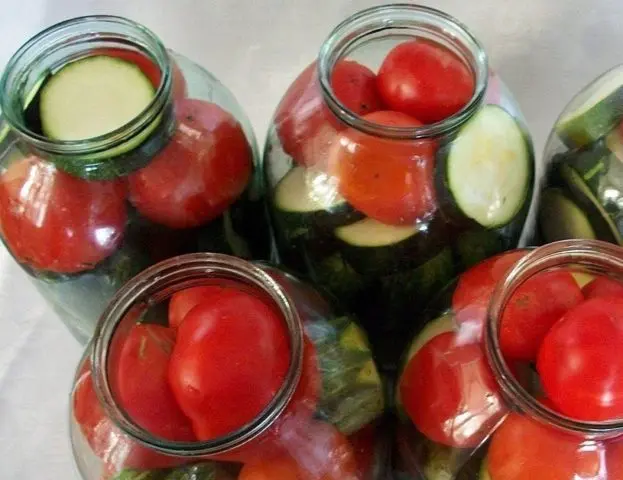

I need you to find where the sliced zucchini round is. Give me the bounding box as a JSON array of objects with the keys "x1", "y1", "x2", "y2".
[
  {"x1": 445, "y1": 105, "x2": 532, "y2": 228},
  {"x1": 453, "y1": 228, "x2": 505, "y2": 272},
  {"x1": 405, "y1": 313, "x2": 455, "y2": 364},
  {"x1": 538, "y1": 188, "x2": 596, "y2": 242},
  {"x1": 555, "y1": 66, "x2": 623, "y2": 148}
]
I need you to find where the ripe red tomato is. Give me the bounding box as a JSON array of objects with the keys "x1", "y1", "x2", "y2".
[
  {"x1": 73, "y1": 360, "x2": 186, "y2": 471},
  {"x1": 452, "y1": 250, "x2": 528, "y2": 338},
  {"x1": 399, "y1": 331, "x2": 505, "y2": 447},
  {"x1": 111, "y1": 324, "x2": 195, "y2": 441},
  {"x1": 274, "y1": 60, "x2": 384, "y2": 167},
  {"x1": 168, "y1": 285, "x2": 232, "y2": 329},
  {"x1": 500, "y1": 270, "x2": 584, "y2": 361},
  {"x1": 168, "y1": 287, "x2": 291, "y2": 440},
  {"x1": 329, "y1": 110, "x2": 436, "y2": 225},
  {"x1": 538, "y1": 297, "x2": 623, "y2": 421},
  {"x1": 0, "y1": 156, "x2": 127, "y2": 273},
  {"x1": 128, "y1": 99, "x2": 252, "y2": 228},
  {"x1": 582, "y1": 276, "x2": 623, "y2": 300},
  {"x1": 377, "y1": 39, "x2": 475, "y2": 124},
  {"x1": 95, "y1": 49, "x2": 187, "y2": 103},
  {"x1": 349, "y1": 424, "x2": 377, "y2": 480},
  {"x1": 238, "y1": 421, "x2": 359, "y2": 480}
]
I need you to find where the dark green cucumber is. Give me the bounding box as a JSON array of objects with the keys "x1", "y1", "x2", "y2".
[
  {"x1": 305, "y1": 252, "x2": 369, "y2": 305},
  {"x1": 555, "y1": 66, "x2": 623, "y2": 148},
  {"x1": 452, "y1": 229, "x2": 506, "y2": 272},
  {"x1": 111, "y1": 462, "x2": 235, "y2": 480},
  {"x1": 442, "y1": 105, "x2": 532, "y2": 229},
  {"x1": 538, "y1": 188, "x2": 596, "y2": 242}
]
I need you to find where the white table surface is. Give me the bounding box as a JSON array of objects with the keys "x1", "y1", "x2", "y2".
[{"x1": 1, "y1": 0, "x2": 623, "y2": 476}]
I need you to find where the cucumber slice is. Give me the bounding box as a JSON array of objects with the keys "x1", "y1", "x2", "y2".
[
  {"x1": 272, "y1": 166, "x2": 362, "y2": 241},
  {"x1": 538, "y1": 188, "x2": 596, "y2": 242},
  {"x1": 40, "y1": 56, "x2": 155, "y2": 141},
  {"x1": 571, "y1": 271, "x2": 595, "y2": 288},
  {"x1": 557, "y1": 163, "x2": 622, "y2": 244},
  {"x1": 555, "y1": 66, "x2": 623, "y2": 148},
  {"x1": 445, "y1": 105, "x2": 532, "y2": 228}
]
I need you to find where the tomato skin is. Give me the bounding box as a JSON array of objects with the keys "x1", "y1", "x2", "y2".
[
  {"x1": 168, "y1": 286, "x2": 231, "y2": 329},
  {"x1": 349, "y1": 424, "x2": 377, "y2": 480},
  {"x1": 274, "y1": 60, "x2": 384, "y2": 168},
  {"x1": 377, "y1": 39, "x2": 474, "y2": 124},
  {"x1": 500, "y1": 270, "x2": 584, "y2": 361},
  {"x1": 452, "y1": 250, "x2": 528, "y2": 338},
  {"x1": 330, "y1": 110, "x2": 436, "y2": 225},
  {"x1": 111, "y1": 324, "x2": 195, "y2": 441},
  {"x1": 128, "y1": 99, "x2": 252, "y2": 229},
  {"x1": 582, "y1": 276, "x2": 623, "y2": 300},
  {"x1": 538, "y1": 297, "x2": 623, "y2": 421},
  {"x1": 73, "y1": 361, "x2": 186, "y2": 471},
  {"x1": 0, "y1": 156, "x2": 127, "y2": 273},
  {"x1": 488, "y1": 411, "x2": 607, "y2": 480},
  {"x1": 168, "y1": 288, "x2": 291, "y2": 441},
  {"x1": 399, "y1": 331, "x2": 505, "y2": 448}
]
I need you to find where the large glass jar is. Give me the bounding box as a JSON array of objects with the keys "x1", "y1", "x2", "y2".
[
  {"x1": 263, "y1": 4, "x2": 535, "y2": 369},
  {"x1": 0, "y1": 16, "x2": 269, "y2": 343},
  {"x1": 536, "y1": 66, "x2": 623, "y2": 246},
  {"x1": 395, "y1": 240, "x2": 623, "y2": 479},
  {"x1": 70, "y1": 253, "x2": 386, "y2": 479}
]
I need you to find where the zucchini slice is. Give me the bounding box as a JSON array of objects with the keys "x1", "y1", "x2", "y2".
[
  {"x1": 557, "y1": 163, "x2": 622, "y2": 244},
  {"x1": 40, "y1": 55, "x2": 155, "y2": 141},
  {"x1": 538, "y1": 188, "x2": 596, "y2": 242},
  {"x1": 306, "y1": 252, "x2": 369, "y2": 305},
  {"x1": 453, "y1": 229, "x2": 505, "y2": 272},
  {"x1": 445, "y1": 105, "x2": 532, "y2": 228},
  {"x1": 404, "y1": 313, "x2": 455, "y2": 364},
  {"x1": 555, "y1": 66, "x2": 623, "y2": 148}
]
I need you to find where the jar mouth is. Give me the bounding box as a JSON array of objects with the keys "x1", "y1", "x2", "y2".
[
  {"x1": 317, "y1": 4, "x2": 488, "y2": 139},
  {"x1": 485, "y1": 239, "x2": 623, "y2": 437},
  {"x1": 90, "y1": 253, "x2": 304, "y2": 456},
  {"x1": 0, "y1": 15, "x2": 172, "y2": 156}
]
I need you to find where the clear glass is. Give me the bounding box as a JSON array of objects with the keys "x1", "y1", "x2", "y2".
[
  {"x1": 0, "y1": 16, "x2": 269, "y2": 344},
  {"x1": 536, "y1": 65, "x2": 623, "y2": 247},
  {"x1": 395, "y1": 239, "x2": 623, "y2": 479},
  {"x1": 69, "y1": 253, "x2": 385, "y2": 479},
  {"x1": 263, "y1": 4, "x2": 535, "y2": 369}
]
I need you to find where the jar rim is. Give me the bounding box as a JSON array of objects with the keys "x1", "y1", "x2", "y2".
[
  {"x1": 485, "y1": 239, "x2": 623, "y2": 437},
  {"x1": 317, "y1": 3, "x2": 489, "y2": 139},
  {"x1": 0, "y1": 15, "x2": 172, "y2": 156},
  {"x1": 89, "y1": 253, "x2": 304, "y2": 457}
]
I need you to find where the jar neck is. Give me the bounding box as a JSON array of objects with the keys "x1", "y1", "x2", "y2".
[
  {"x1": 318, "y1": 4, "x2": 488, "y2": 139},
  {"x1": 90, "y1": 253, "x2": 304, "y2": 456},
  {"x1": 485, "y1": 239, "x2": 623, "y2": 438},
  {"x1": 0, "y1": 15, "x2": 172, "y2": 157}
]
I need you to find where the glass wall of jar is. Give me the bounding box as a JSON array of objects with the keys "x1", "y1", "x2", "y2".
[
  {"x1": 70, "y1": 253, "x2": 386, "y2": 479},
  {"x1": 0, "y1": 16, "x2": 270, "y2": 343},
  {"x1": 394, "y1": 239, "x2": 623, "y2": 479},
  {"x1": 535, "y1": 66, "x2": 623, "y2": 247},
  {"x1": 262, "y1": 4, "x2": 535, "y2": 370}
]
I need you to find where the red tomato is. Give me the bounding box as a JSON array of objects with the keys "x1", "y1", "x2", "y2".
[
  {"x1": 487, "y1": 411, "x2": 607, "y2": 480},
  {"x1": 0, "y1": 156, "x2": 127, "y2": 273},
  {"x1": 128, "y1": 99, "x2": 252, "y2": 228},
  {"x1": 168, "y1": 285, "x2": 233, "y2": 329},
  {"x1": 111, "y1": 324, "x2": 195, "y2": 441},
  {"x1": 329, "y1": 110, "x2": 436, "y2": 225},
  {"x1": 94, "y1": 49, "x2": 187, "y2": 103},
  {"x1": 583, "y1": 276, "x2": 623, "y2": 300},
  {"x1": 500, "y1": 270, "x2": 584, "y2": 361},
  {"x1": 168, "y1": 287, "x2": 290, "y2": 440},
  {"x1": 538, "y1": 297, "x2": 623, "y2": 421},
  {"x1": 399, "y1": 331, "x2": 506, "y2": 447},
  {"x1": 73, "y1": 360, "x2": 186, "y2": 471},
  {"x1": 377, "y1": 39, "x2": 474, "y2": 124},
  {"x1": 349, "y1": 425, "x2": 377, "y2": 480},
  {"x1": 274, "y1": 60, "x2": 384, "y2": 167},
  {"x1": 238, "y1": 421, "x2": 359, "y2": 480},
  {"x1": 452, "y1": 250, "x2": 528, "y2": 338}
]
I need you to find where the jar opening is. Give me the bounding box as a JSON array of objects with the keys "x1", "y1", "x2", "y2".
[
  {"x1": 485, "y1": 239, "x2": 623, "y2": 437},
  {"x1": 90, "y1": 253, "x2": 304, "y2": 457},
  {"x1": 317, "y1": 4, "x2": 488, "y2": 139},
  {"x1": 0, "y1": 15, "x2": 173, "y2": 157}
]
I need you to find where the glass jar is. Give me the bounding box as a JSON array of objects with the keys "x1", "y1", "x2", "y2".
[
  {"x1": 263, "y1": 4, "x2": 535, "y2": 368},
  {"x1": 0, "y1": 16, "x2": 269, "y2": 343},
  {"x1": 395, "y1": 239, "x2": 623, "y2": 479},
  {"x1": 536, "y1": 66, "x2": 623, "y2": 246},
  {"x1": 69, "y1": 253, "x2": 385, "y2": 479}
]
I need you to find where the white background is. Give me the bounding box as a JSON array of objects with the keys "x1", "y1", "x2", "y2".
[{"x1": 1, "y1": 0, "x2": 623, "y2": 477}]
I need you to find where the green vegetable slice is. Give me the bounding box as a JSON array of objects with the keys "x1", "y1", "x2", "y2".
[{"x1": 538, "y1": 187, "x2": 596, "y2": 242}]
